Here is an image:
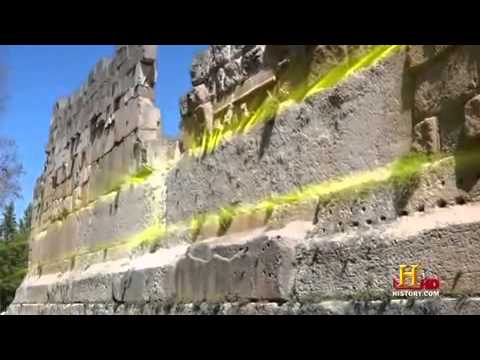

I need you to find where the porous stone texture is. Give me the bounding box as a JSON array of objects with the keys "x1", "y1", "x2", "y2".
[
  {"x1": 189, "y1": 45, "x2": 267, "y2": 101},
  {"x1": 296, "y1": 203, "x2": 480, "y2": 301},
  {"x1": 464, "y1": 95, "x2": 480, "y2": 139},
  {"x1": 7, "y1": 201, "x2": 480, "y2": 315},
  {"x1": 31, "y1": 167, "x2": 169, "y2": 272},
  {"x1": 407, "y1": 45, "x2": 454, "y2": 69},
  {"x1": 6, "y1": 298, "x2": 480, "y2": 315},
  {"x1": 411, "y1": 45, "x2": 480, "y2": 152},
  {"x1": 167, "y1": 51, "x2": 411, "y2": 223},
  {"x1": 11, "y1": 45, "x2": 480, "y2": 315},
  {"x1": 412, "y1": 117, "x2": 441, "y2": 153},
  {"x1": 28, "y1": 45, "x2": 173, "y2": 268},
  {"x1": 33, "y1": 45, "x2": 161, "y2": 231},
  {"x1": 175, "y1": 223, "x2": 310, "y2": 303}
]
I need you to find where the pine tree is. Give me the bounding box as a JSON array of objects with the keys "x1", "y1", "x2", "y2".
[
  {"x1": 18, "y1": 203, "x2": 32, "y2": 235},
  {"x1": 0, "y1": 201, "x2": 17, "y2": 242},
  {"x1": 0, "y1": 203, "x2": 30, "y2": 312}
]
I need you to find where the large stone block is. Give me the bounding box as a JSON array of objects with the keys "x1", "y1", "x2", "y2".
[
  {"x1": 175, "y1": 224, "x2": 306, "y2": 303},
  {"x1": 412, "y1": 117, "x2": 441, "y2": 153},
  {"x1": 191, "y1": 48, "x2": 213, "y2": 86},
  {"x1": 464, "y1": 95, "x2": 480, "y2": 139},
  {"x1": 407, "y1": 45, "x2": 454, "y2": 69},
  {"x1": 167, "y1": 50, "x2": 411, "y2": 223},
  {"x1": 114, "y1": 97, "x2": 161, "y2": 144},
  {"x1": 295, "y1": 203, "x2": 480, "y2": 301},
  {"x1": 116, "y1": 247, "x2": 186, "y2": 304},
  {"x1": 413, "y1": 45, "x2": 480, "y2": 150}
]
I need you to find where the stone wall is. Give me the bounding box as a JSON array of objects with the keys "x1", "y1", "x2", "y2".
[
  {"x1": 29, "y1": 45, "x2": 169, "y2": 267},
  {"x1": 9, "y1": 45, "x2": 480, "y2": 315},
  {"x1": 167, "y1": 49, "x2": 411, "y2": 224}
]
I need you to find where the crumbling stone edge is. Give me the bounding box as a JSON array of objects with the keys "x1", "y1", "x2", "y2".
[{"x1": 4, "y1": 298, "x2": 480, "y2": 315}]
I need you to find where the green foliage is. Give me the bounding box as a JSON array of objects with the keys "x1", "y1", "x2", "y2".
[
  {"x1": 218, "y1": 207, "x2": 235, "y2": 236},
  {"x1": 0, "y1": 202, "x2": 16, "y2": 241},
  {"x1": 0, "y1": 203, "x2": 31, "y2": 312},
  {"x1": 0, "y1": 138, "x2": 23, "y2": 209},
  {"x1": 18, "y1": 203, "x2": 32, "y2": 235}
]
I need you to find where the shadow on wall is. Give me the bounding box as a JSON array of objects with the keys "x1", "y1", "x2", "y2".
[
  {"x1": 393, "y1": 52, "x2": 417, "y2": 215},
  {"x1": 451, "y1": 46, "x2": 480, "y2": 193}
]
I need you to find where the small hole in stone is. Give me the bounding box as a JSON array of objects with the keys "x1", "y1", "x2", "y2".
[
  {"x1": 380, "y1": 215, "x2": 387, "y2": 221},
  {"x1": 352, "y1": 221, "x2": 360, "y2": 227},
  {"x1": 399, "y1": 210, "x2": 409, "y2": 217},
  {"x1": 338, "y1": 222, "x2": 343, "y2": 227},
  {"x1": 437, "y1": 199, "x2": 448, "y2": 208},
  {"x1": 417, "y1": 204, "x2": 425, "y2": 212},
  {"x1": 362, "y1": 207, "x2": 366, "y2": 213},
  {"x1": 455, "y1": 196, "x2": 467, "y2": 205},
  {"x1": 366, "y1": 219, "x2": 373, "y2": 225},
  {"x1": 440, "y1": 180, "x2": 446, "y2": 187},
  {"x1": 322, "y1": 228, "x2": 326, "y2": 233},
  {"x1": 329, "y1": 209, "x2": 333, "y2": 215}
]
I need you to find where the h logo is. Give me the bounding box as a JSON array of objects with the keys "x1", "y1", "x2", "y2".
[{"x1": 398, "y1": 265, "x2": 420, "y2": 289}]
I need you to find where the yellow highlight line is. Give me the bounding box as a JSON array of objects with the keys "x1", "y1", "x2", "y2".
[
  {"x1": 188, "y1": 45, "x2": 406, "y2": 158},
  {"x1": 32, "y1": 151, "x2": 461, "y2": 270}
]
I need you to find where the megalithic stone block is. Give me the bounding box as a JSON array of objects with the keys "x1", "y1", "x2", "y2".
[
  {"x1": 194, "y1": 102, "x2": 214, "y2": 133},
  {"x1": 142, "y1": 45, "x2": 157, "y2": 61},
  {"x1": 465, "y1": 95, "x2": 480, "y2": 139},
  {"x1": 412, "y1": 117, "x2": 441, "y2": 154},
  {"x1": 191, "y1": 48, "x2": 213, "y2": 86},
  {"x1": 114, "y1": 97, "x2": 161, "y2": 144},
  {"x1": 407, "y1": 45, "x2": 454, "y2": 68}
]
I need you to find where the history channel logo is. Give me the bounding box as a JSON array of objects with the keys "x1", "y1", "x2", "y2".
[{"x1": 392, "y1": 265, "x2": 441, "y2": 298}]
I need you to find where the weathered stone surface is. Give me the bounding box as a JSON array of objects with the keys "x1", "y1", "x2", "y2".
[
  {"x1": 30, "y1": 168, "x2": 168, "y2": 268},
  {"x1": 407, "y1": 45, "x2": 454, "y2": 69},
  {"x1": 413, "y1": 45, "x2": 480, "y2": 151},
  {"x1": 167, "y1": 51, "x2": 411, "y2": 223},
  {"x1": 175, "y1": 224, "x2": 306, "y2": 303},
  {"x1": 191, "y1": 48, "x2": 214, "y2": 86},
  {"x1": 465, "y1": 95, "x2": 480, "y2": 139},
  {"x1": 9, "y1": 203, "x2": 480, "y2": 314},
  {"x1": 13, "y1": 45, "x2": 480, "y2": 316},
  {"x1": 295, "y1": 203, "x2": 480, "y2": 301},
  {"x1": 412, "y1": 117, "x2": 441, "y2": 153},
  {"x1": 308, "y1": 45, "x2": 373, "y2": 86},
  {"x1": 5, "y1": 298, "x2": 480, "y2": 315},
  {"x1": 30, "y1": 45, "x2": 166, "y2": 247}
]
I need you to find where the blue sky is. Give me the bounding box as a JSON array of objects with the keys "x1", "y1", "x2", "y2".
[{"x1": 0, "y1": 45, "x2": 207, "y2": 219}]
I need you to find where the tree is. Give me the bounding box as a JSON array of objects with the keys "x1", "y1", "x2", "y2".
[
  {"x1": 18, "y1": 203, "x2": 32, "y2": 235},
  {"x1": 0, "y1": 62, "x2": 22, "y2": 210},
  {"x1": 0, "y1": 61, "x2": 28, "y2": 312},
  {"x1": 0, "y1": 138, "x2": 22, "y2": 210},
  {"x1": 0, "y1": 203, "x2": 30, "y2": 312},
  {"x1": 0, "y1": 201, "x2": 17, "y2": 241}
]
